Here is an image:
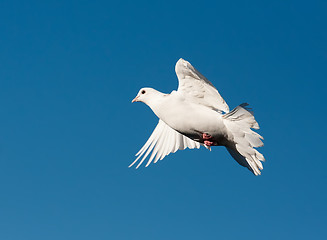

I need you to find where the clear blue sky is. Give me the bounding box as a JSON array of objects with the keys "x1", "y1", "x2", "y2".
[{"x1": 0, "y1": 0, "x2": 326, "y2": 239}]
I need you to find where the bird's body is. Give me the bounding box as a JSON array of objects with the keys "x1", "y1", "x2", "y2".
[
  {"x1": 131, "y1": 58, "x2": 265, "y2": 175},
  {"x1": 146, "y1": 90, "x2": 228, "y2": 145}
]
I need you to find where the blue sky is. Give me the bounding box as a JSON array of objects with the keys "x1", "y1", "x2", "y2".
[{"x1": 0, "y1": 0, "x2": 326, "y2": 239}]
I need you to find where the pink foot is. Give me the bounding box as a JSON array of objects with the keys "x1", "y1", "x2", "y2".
[
  {"x1": 202, "y1": 133, "x2": 216, "y2": 147},
  {"x1": 204, "y1": 140, "x2": 215, "y2": 146},
  {"x1": 202, "y1": 133, "x2": 213, "y2": 140}
]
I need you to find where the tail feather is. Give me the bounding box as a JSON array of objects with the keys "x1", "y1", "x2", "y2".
[{"x1": 223, "y1": 103, "x2": 265, "y2": 175}]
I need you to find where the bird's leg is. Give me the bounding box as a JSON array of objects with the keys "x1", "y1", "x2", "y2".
[{"x1": 202, "y1": 133, "x2": 215, "y2": 146}]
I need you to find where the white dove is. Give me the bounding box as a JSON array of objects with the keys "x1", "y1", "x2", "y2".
[{"x1": 131, "y1": 58, "x2": 265, "y2": 175}]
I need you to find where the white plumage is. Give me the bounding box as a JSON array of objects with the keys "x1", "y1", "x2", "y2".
[{"x1": 131, "y1": 58, "x2": 265, "y2": 175}]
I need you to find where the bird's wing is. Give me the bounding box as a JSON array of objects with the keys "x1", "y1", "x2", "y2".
[
  {"x1": 129, "y1": 120, "x2": 201, "y2": 168},
  {"x1": 175, "y1": 58, "x2": 229, "y2": 113}
]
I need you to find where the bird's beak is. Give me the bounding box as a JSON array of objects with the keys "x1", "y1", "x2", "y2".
[{"x1": 131, "y1": 96, "x2": 139, "y2": 103}]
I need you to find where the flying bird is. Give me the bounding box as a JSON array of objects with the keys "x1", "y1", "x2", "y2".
[{"x1": 131, "y1": 58, "x2": 265, "y2": 175}]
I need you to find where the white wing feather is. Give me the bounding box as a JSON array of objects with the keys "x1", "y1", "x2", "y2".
[
  {"x1": 175, "y1": 58, "x2": 229, "y2": 113},
  {"x1": 129, "y1": 120, "x2": 201, "y2": 168}
]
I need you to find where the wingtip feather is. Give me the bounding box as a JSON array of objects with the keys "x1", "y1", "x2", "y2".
[{"x1": 131, "y1": 120, "x2": 201, "y2": 168}]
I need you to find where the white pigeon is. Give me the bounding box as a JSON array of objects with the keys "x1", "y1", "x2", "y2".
[{"x1": 131, "y1": 58, "x2": 265, "y2": 175}]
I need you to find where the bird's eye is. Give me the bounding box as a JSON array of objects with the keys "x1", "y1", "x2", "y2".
[{"x1": 141, "y1": 90, "x2": 146, "y2": 94}]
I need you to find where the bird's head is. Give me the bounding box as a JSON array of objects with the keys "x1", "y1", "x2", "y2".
[{"x1": 132, "y1": 87, "x2": 160, "y2": 105}]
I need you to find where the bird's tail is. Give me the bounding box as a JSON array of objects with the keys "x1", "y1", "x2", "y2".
[{"x1": 223, "y1": 103, "x2": 265, "y2": 175}]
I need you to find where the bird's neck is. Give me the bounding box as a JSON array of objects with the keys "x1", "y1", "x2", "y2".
[
  {"x1": 145, "y1": 92, "x2": 171, "y2": 119},
  {"x1": 146, "y1": 92, "x2": 185, "y2": 126}
]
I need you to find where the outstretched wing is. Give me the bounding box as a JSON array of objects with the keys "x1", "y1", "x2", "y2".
[
  {"x1": 175, "y1": 58, "x2": 229, "y2": 113},
  {"x1": 129, "y1": 120, "x2": 201, "y2": 168}
]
